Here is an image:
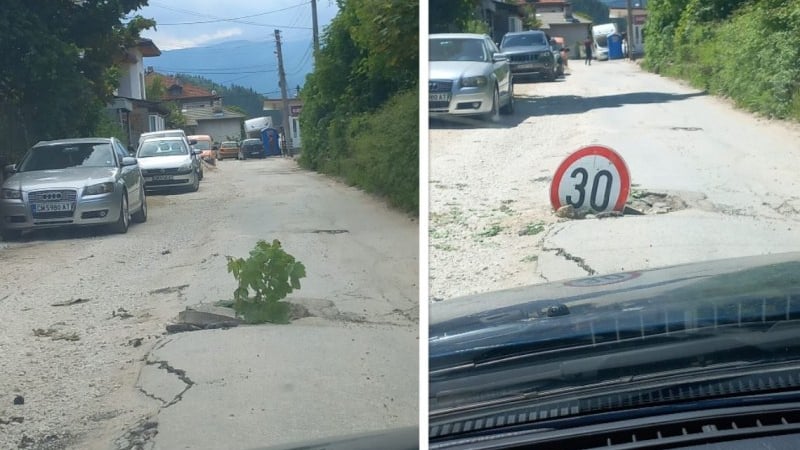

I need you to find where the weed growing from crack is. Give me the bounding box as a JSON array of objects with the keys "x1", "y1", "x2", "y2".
[
  {"x1": 226, "y1": 239, "x2": 306, "y2": 324},
  {"x1": 519, "y1": 222, "x2": 545, "y2": 236}
]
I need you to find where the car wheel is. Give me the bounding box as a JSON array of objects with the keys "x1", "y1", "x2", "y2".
[
  {"x1": 484, "y1": 87, "x2": 500, "y2": 122},
  {"x1": 1, "y1": 229, "x2": 22, "y2": 241},
  {"x1": 500, "y1": 82, "x2": 514, "y2": 115},
  {"x1": 190, "y1": 172, "x2": 200, "y2": 192},
  {"x1": 132, "y1": 186, "x2": 147, "y2": 223},
  {"x1": 109, "y1": 194, "x2": 129, "y2": 234}
]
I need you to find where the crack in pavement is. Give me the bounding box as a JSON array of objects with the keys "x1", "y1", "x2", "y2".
[
  {"x1": 146, "y1": 360, "x2": 195, "y2": 408},
  {"x1": 542, "y1": 247, "x2": 597, "y2": 275}
]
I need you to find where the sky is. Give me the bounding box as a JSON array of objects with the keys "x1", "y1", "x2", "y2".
[{"x1": 133, "y1": 0, "x2": 341, "y2": 51}]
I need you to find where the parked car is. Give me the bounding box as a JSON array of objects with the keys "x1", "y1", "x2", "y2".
[
  {"x1": 429, "y1": 252, "x2": 800, "y2": 449},
  {"x1": 500, "y1": 30, "x2": 558, "y2": 82},
  {"x1": 0, "y1": 137, "x2": 147, "y2": 241},
  {"x1": 429, "y1": 33, "x2": 514, "y2": 121},
  {"x1": 239, "y1": 138, "x2": 265, "y2": 160},
  {"x1": 187, "y1": 134, "x2": 216, "y2": 162},
  {"x1": 136, "y1": 137, "x2": 201, "y2": 193},
  {"x1": 217, "y1": 141, "x2": 240, "y2": 160},
  {"x1": 140, "y1": 129, "x2": 203, "y2": 180}
]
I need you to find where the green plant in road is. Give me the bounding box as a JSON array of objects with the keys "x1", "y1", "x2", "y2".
[
  {"x1": 519, "y1": 222, "x2": 545, "y2": 236},
  {"x1": 226, "y1": 240, "x2": 307, "y2": 324},
  {"x1": 478, "y1": 223, "x2": 504, "y2": 238}
]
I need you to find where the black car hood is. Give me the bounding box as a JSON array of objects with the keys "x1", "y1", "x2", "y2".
[
  {"x1": 430, "y1": 252, "x2": 800, "y2": 372},
  {"x1": 501, "y1": 45, "x2": 550, "y2": 55},
  {"x1": 254, "y1": 426, "x2": 418, "y2": 450}
]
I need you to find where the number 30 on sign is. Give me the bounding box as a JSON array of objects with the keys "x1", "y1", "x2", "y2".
[{"x1": 549, "y1": 145, "x2": 631, "y2": 214}]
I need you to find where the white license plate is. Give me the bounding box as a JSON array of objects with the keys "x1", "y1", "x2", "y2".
[
  {"x1": 518, "y1": 63, "x2": 535, "y2": 69},
  {"x1": 152, "y1": 175, "x2": 174, "y2": 181},
  {"x1": 429, "y1": 93, "x2": 450, "y2": 102},
  {"x1": 33, "y1": 202, "x2": 73, "y2": 213}
]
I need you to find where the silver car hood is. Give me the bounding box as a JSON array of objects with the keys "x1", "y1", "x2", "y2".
[
  {"x1": 430, "y1": 61, "x2": 492, "y2": 81},
  {"x1": 136, "y1": 155, "x2": 191, "y2": 169},
  {"x1": 3, "y1": 167, "x2": 118, "y2": 191}
]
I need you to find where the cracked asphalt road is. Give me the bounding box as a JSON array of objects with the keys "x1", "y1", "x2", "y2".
[
  {"x1": 429, "y1": 60, "x2": 800, "y2": 301},
  {"x1": 0, "y1": 157, "x2": 417, "y2": 450}
]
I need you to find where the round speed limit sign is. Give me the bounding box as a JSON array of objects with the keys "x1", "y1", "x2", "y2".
[{"x1": 550, "y1": 145, "x2": 631, "y2": 214}]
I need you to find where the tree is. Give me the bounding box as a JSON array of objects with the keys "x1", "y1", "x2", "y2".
[{"x1": 0, "y1": 0, "x2": 154, "y2": 159}]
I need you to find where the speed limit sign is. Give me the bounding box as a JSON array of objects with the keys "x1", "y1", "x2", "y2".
[{"x1": 550, "y1": 145, "x2": 631, "y2": 214}]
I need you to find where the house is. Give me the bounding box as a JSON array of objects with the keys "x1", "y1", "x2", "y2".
[
  {"x1": 609, "y1": 7, "x2": 648, "y2": 55},
  {"x1": 476, "y1": 0, "x2": 526, "y2": 44},
  {"x1": 182, "y1": 103, "x2": 247, "y2": 142},
  {"x1": 106, "y1": 38, "x2": 169, "y2": 149},
  {"x1": 144, "y1": 71, "x2": 245, "y2": 143},
  {"x1": 262, "y1": 98, "x2": 303, "y2": 150},
  {"x1": 522, "y1": 0, "x2": 593, "y2": 58}
]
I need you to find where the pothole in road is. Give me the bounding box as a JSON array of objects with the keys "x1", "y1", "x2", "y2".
[{"x1": 555, "y1": 189, "x2": 693, "y2": 219}]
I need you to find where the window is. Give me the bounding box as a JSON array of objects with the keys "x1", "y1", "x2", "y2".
[{"x1": 148, "y1": 115, "x2": 165, "y2": 132}]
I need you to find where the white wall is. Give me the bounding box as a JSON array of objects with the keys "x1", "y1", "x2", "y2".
[{"x1": 117, "y1": 48, "x2": 145, "y2": 100}]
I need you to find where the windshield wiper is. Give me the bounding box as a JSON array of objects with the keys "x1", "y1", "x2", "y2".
[{"x1": 431, "y1": 321, "x2": 800, "y2": 411}]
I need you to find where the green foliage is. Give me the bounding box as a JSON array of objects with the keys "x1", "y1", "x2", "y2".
[
  {"x1": 570, "y1": 0, "x2": 610, "y2": 26},
  {"x1": 464, "y1": 19, "x2": 490, "y2": 35},
  {"x1": 299, "y1": 0, "x2": 418, "y2": 214},
  {"x1": 521, "y1": 5, "x2": 543, "y2": 30},
  {"x1": 336, "y1": 87, "x2": 419, "y2": 212},
  {"x1": 430, "y1": 0, "x2": 476, "y2": 33},
  {"x1": 643, "y1": 0, "x2": 800, "y2": 120},
  {"x1": 226, "y1": 240, "x2": 307, "y2": 324},
  {"x1": 0, "y1": 0, "x2": 153, "y2": 160},
  {"x1": 93, "y1": 112, "x2": 128, "y2": 145}
]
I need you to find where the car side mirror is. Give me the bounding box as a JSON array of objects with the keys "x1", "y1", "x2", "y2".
[
  {"x1": 121, "y1": 157, "x2": 137, "y2": 166},
  {"x1": 3, "y1": 164, "x2": 17, "y2": 178}
]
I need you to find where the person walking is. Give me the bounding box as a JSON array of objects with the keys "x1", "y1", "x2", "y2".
[{"x1": 584, "y1": 37, "x2": 593, "y2": 65}]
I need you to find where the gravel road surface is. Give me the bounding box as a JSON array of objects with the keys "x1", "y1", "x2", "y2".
[{"x1": 429, "y1": 60, "x2": 800, "y2": 301}]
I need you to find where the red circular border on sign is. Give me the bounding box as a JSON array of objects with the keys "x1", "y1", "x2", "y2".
[{"x1": 549, "y1": 145, "x2": 631, "y2": 212}]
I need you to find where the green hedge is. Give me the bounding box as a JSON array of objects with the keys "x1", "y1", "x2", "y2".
[
  {"x1": 643, "y1": 0, "x2": 800, "y2": 120},
  {"x1": 299, "y1": 87, "x2": 418, "y2": 214}
]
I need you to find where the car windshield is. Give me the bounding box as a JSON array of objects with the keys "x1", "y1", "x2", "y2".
[
  {"x1": 192, "y1": 141, "x2": 211, "y2": 150},
  {"x1": 137, "y1": 139, "x2": 188, "y2": 158},
  {"x1": 502, "y1": 33, "x2": 547, "y2": 48},
  {"x1": 17, "y1": 143, "x2": 115, "y2": 171},
  {"x1": 430, "y1": 38, "x2": 488, "y2": 62}
]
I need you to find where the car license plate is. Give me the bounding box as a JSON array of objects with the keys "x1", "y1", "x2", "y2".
[
  {"x1": 33, "y1": 202, "x2": 73, "y2": 213},
  {"x1": 152, "y1": 175, "x2": 174, "y2": 181},
  {"x1": 518, "y1": 63, "x2": 535, "y2": 69},
  {"x1": 429, "y1": 93, "x2": 450, "y2": 102}
]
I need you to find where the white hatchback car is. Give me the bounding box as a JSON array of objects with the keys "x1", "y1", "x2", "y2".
[{"x1": 136, "y1": 137, "x2": 202, "y2": 193}]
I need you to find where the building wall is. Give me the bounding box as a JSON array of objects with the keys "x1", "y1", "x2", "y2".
[
  {"x1": 195, "y1": 119, "x2": 243, "y2": 143},
  {"x1": 549, "y1": 24, "x2": 593, "y2": 58},
  {"x1": 117, "y1": 49, "x2": 145, "y2": 100}
]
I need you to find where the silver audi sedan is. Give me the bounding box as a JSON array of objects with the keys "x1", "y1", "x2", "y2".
[
  {"x1": 0, "y1": 137, "x2": 148, "y2": 241},
  {"x1": 429, "y1": 33, "x2": 515, "y2": 121}
]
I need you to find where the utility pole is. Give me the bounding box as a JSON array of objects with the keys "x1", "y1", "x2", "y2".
[
  {"x1": 311, "y1": 0, "x2": 319, "y2": 55},
  {"x1": 626, "y1": 0, "x2": 634, "y2": 59},
  {"x1": 274, "y1": 29, "x2": 293, "y2": 156}
]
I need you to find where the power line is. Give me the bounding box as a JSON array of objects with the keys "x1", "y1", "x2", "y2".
[
  {"x1": 287, "y1": 43, "x2": 314, "y2": 75},
  {"x1": 151, "y1": 1, "x2": 310, "y2": 25}
]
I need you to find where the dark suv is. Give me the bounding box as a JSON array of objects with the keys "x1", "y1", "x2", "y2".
[
  {"x1": 500, "y1": 30, "x2": 558, "y2": 82},
  {"x1": 239, "y1": 138, "x2": 265, "y2": 160}
]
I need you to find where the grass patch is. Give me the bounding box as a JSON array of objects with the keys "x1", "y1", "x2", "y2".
[
  {"x1": 521, "y1": 255, "x2": 539, "y2": 263},
  {"x1": 478, "y1": 223, "x2": 504, "y2": 238},
  {"x1": 518, "y1": 222, "x2": 545, "y2": 236}
]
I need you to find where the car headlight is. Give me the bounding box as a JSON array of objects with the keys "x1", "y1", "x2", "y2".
[
  {"x1": 178, "y1": 162, "x2": 194, "y2": 174},
  {"x1": 84, "y1": 182, "x2": 115, "y2": 195},
  {"x1": 540, "y1": 51, "x2": 552, "y2": 59},
  {"x1": 461, "y1": 76, "x2": 488, "y2": 88},
  {"x1": 1, "y1": 188, "x2": 22, "y2": 199}
]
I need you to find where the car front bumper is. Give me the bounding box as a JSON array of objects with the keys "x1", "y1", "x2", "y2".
[
  {"x1": 429, "y1": 81, "x2": 494, "y2": 116},
  {"x1": 1, "y1": 189, "x2": 123, "y2": 232}
]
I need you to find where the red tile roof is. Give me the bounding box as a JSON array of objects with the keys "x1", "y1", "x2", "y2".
[{"x1": 144, "y1": 72, "x2": 218, "y2": 101}]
